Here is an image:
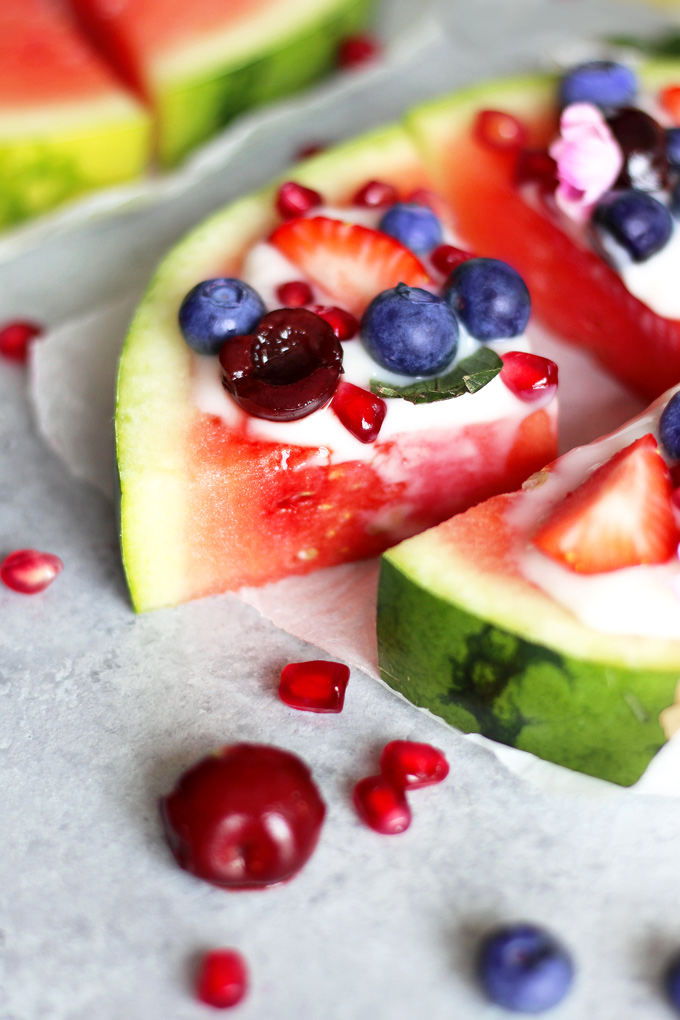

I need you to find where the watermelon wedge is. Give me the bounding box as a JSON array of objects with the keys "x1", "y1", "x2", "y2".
[
  {"x1": 377, "y1": 388, "x2": 680, "y2": 787},
  {"x1": 115, "y1": 126, "x2": 557, "y2": 612}
]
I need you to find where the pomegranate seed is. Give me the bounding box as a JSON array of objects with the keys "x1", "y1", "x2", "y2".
[
  {"x1": 1, "y1": 549, "x2": 63, "y2": 594},
  {"x1": 353, "y1": 775, "x2": 411, "y2": 835},
  {"x1": 307, "y1": 305, "x2": 359, "y2": 340},
  {"x1": 475, "y1": 109, "x2": 528, "y2": 152},
  {"x1": 279, "y1": 659, "x2": 350, "y2": 713},
  {"x1": 660, "y1": 84, "x2": 680, "y2": 124},
  {"x1": 500, "y1": 351, "x2": 558, "y2": 403},
  {"x1": 196, "y1": 949, "x2": 249, "y2": 1009},
  {"x1": 515, "y1": 149, "x2": 558, "y2": 190},
  {"x1": 276, "y1": 280, "x2": 313, "y2": 307},
  {"x1": 296, "y1": 142, "x2": 326, "y2": 160},
  {"x1": 337, "y1": 34, "x2": 380, "y2": 69},
  {"x1": 430, "y1": 244, "x2": 474, "y2": 276},
  {"x1": 276, "y1": 181, "x2": 322, "y2": 220},
  {"x1": 331, "y1": 381, "x2": 387, "y2": 444},
  {"x1": 380, "y1": 740, "x2": 449, "y2": 791},
  {"x1": 352, "y1": 180, "x2": 398, "y2": 208},
  {"x1": 0, "y1": 320, "x2": 43, "y2": 363}
]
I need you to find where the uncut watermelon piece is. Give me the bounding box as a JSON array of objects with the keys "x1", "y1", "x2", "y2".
[
  {"x1": 115, "y1": 125, "x2": 557, "y2": 612},
  {"x1": 377, "y1": 389, "x2": 680, "y2": 787},
  {"x1": 68, "y1": 0, "x2": 377, "y2": 167},
  {"x1": 405, "y1": 60, "x2": 680, "y2": 401},
  {"x1": 0, "y1": 0, "x2": 150, "y2": 229}
]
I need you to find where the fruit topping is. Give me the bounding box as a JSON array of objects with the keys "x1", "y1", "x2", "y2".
[
  {"x1": 533, "y1": 433, "x2": 679, "y2": 573},
  {"x1": 443, "y1": 258, "x2": 531, "y2": 341},
  {"x1": 549, "y1": 103, "x2": 623, "y2": 222},
  {"x1": 278, "y1": 659, "x2": 350, "y2": 712},
  {"x1": 379, "y1": 740, "x2": 449, "y2": 790},
  {"x1": 269, "y1": 216, "x2": 431, "y2": 315},
  {"x1": 659, "y1": 391, "x2": 680, "y2": 458},
  {"x1": 196, "y1": 949, "x2": 249, "y2": 1009},
  {"x1": 275, "y1": 181, "x2": 322, "y2": 220},
  {"x1": 352, "y1": 775, "x2": 411, "y2": 834},
  {"x1": 666, "y1": 127, "x2": 680, "y2": 169},
  {"x1": 378, "y1": 202, "x2": 443, "y2": 254},
  {"x1": 477, "y1": 923, "x2": 574, "y2": 1013},
  {"x1": 178, "y1": 279, "x2": 265, "y2": 355},
  {"x1": 607, "y1": 107, "x2": 668, "y2": 192},
  {"x1": 352, "y1": 179, "x2": 399, "y2": 208},
  {"x1": 500, "y1": 352, "x2": 558, "y2": 403},
  {"x1": 160, "y1": 743, "x2": 326, "y2": 889},
  {"x1": 361, "y1": 283, "x2": 459, "y2": 375},
  {"x1": 0, "y1": 320, "x2": 43, "y2": 363},
  {"x1": 307, "y1": 304, "x2": 359, "y2": 340},
  {"x1": 337, "y1": 33, "x2": 380, "y2": 69},
  {"x1": 559, "y1": 60, "x2": 637, "y2": 109},
  {"x1": 331, "y1": 381, "x2": 387, "y2": 443},
  {"x1": 474, "y1": 109, "x2": 528, "y2": 151},
  {"x1": 592, "y1": 189, "x2": 672, "y2": 263},
  {"x1": 660, "y1": 84, "x2": 680, "y2": 125},
  {"x1": 219, "y1": 308, "x2": 342, "y2": 422},
  {"x1": 371, "y1": 346, "x2": 502, "y2": 404},
  {"x1": 430, "y1": 244, "x2": 474, "y2": 276},
  {"x1": 1, "y1": 549, "x2": 63, "y2": 594},
  {"x1": 514, "y1": 149, "x2": 558, "y2": 191},
  {"x1": 276, "y1": 280, "x2": 313, "y2": 307}
]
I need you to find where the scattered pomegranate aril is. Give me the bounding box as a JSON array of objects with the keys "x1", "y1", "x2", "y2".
[
  {"x1": 0, "y1": 320, "x2": 43, "y2": 363},
  {"x1": 475, "y1": 109, "x2": 528, "y2": 152},
  {"x1": 337, "y1": 33, "x2": 380, "y2": 69},
  {"x1": 660, "y1": 84, "x2": 680, "y2": 124},
  {"x1": 515, "y1": 149, "x2": 558, "y2": 191},
  {"x1": 352, "y1": 179, "x2": 399, "y2": 208},
  {"x1": 353, "y1": 775, "x2": 411, "y2": 835},
  {"x1": 331, "y1": 381, "x2": 386, "y2": 444},
  {"x1": 279, "y1": 659, "x2": 350, "y2": 713},
  {"x1": 307, "y1": 304, "x2": 359, "y2": 340},
  {"x1": 1, "y1": 549, "x2": 63, "y2": 594},
  {"x1": 160, "y1": 743, "x2": 326, "y2": 890},
  {"x1": 276, "y1": 280, "x2": 313, "y2": 307},
  {"x1": 431, "y1": 244, "x2": 474, "y2": 276},
  {"x1": 500, "y1": 352, "x2": 558, "y2": 403},
  {"x1": 380, "y1": 740, "x2": 449, "y2": 791},
  {"x1": 276, "y1": 181, "x2": 322, "y2": 220},
  {"x1": 296, "y1": 142, "x2": 326, "y2": 160},
  {"x1": 196, "y1": 949, "x2": 249, "y2": 1009}
]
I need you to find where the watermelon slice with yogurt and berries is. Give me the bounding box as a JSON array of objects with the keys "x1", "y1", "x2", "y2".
[
  {"x1": 378, "y1": 387, "x2": 680, "y2": 787},
  {"x1": 115, "y1": 125, "x2": 557, "y2": 612}
]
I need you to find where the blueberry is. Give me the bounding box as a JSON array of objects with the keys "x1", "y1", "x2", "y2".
[
  {"x1": 593, "y1": 190, "x2": 672, "y2": 263},
  {"x1": 559, "y1": 61, "x2": 637, "y2": 109},
  {"x1": 378, "y1": 203, "x2": 443, "y2": 254},
  {"x1": 659, "y1": 392, "x2": 680, "y2": 459},
  {"x1": 360, "y1": 283, "x2": 458, "y2": 376},
  {"x1": 178, "y1": 278, "x2": 266, "y2": 355},
  {"x1": 667, "y1": 128, "x2": 680, "y2": 170},
  {"x1": 443, "y1": 258, "x2": 530, "y2": 341},
  {"x1": 478, "y1": 923, "x2": 574, "y2": 1014},
  {"x1": 665, "y1": 950, "x2": 680, "y2": 1012}
]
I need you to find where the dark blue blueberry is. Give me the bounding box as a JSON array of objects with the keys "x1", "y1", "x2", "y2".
[
  {"x1": 478, "y1": 924, "x2": 574, "y2": 1014},
  {"x1": 443, "y1": 258, "x2": 530, "y2": 341},
  {"x1": 659, "y1": 392, "x2": 680, "y2": 460},
  {"x1": 559, "y1": 61, "x2": 637, "y2": 109},
  {"x1": 593, "y1": 190, "x2": 672, "y2": 263},
  {"x1": 378, "y1": 203, "x2": 443, "y2": 254},
  {"x1": 178, "y1": 278, "x2": 266, "y2": 355},
  {"x1": 666, "y1": 951, "x2": 680, "y2": 1012},
  {"x1": 667, "y1": 128, "x2": 680, "y2": 170},
  {"x1": 360, "y1": 283, "x2": 458, "y2": 375}
]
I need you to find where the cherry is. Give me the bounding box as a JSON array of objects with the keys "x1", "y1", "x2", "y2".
[
  {"x1": 380, "y1": 740, "x2": 449, "y2": 791},
  {"x1": 219, "y1": 308, "x2": 343, "y2": 422},
  {"x1": 275, "y1": 181, "x2": 322, "y2": 220},
  {"x1": 279, "y1": 660, "x2": 350, "y2": 713},
  {"x1": 430, "y1": 244, "x2": 474, "y2": 276},
  {"x1": 352, "y1": 180, "x2": 399, "y2": 208},
  {"x1": 1, "y1": 549, "x2": 63, "y2": 593},
  {"x1": 500, "y1": 351, "x2": 558, "y2": 403},
  {"x1": 331, "y1": 381, "x2": 386, "y2": 444},
  {"x1": 0, "y1": 320, "x2": 43, "y2": 363},
  {"x1": 607, "y1": 107, "x2": 668, "y2": 192},
  {"x1": 337, "y1": 34, "x2": 380, "y2": 69},
  {"x1": 160, "y1": 743, "x2": 326, "y2": 890},
  {"x1": 276, "y1": 280, "x2": 313, "y2": 307},
  {"x1": 660, "y1": 84, "x2": 680, "y2": 125},
  {"x1": 352, "y1": 775, "x2": 411, "y2": 835},
  {"x1": 306, "y1": 305, "x2": 358, "y2": 340},
  {"x1": 514, "y1": 149, "x2": 558, "y2": 191},
  {"x1": 196, "y1": 949, "x2": 249, "y2": 1009},
  {"x1": 475, "y1": 109, "x2": 528, "y2": 152}
]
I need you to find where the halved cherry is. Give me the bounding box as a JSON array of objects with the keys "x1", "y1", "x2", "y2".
[{"x1": 500, "y1": 351, "x2": 558, "y2": 403}]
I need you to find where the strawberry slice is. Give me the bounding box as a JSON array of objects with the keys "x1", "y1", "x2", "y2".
[
  {"x1": 532, "y1": 434, "x2": 679, "y2": 573},
  {"x1": 269, "y1": 216, "x2": 431, "y2": 316}
]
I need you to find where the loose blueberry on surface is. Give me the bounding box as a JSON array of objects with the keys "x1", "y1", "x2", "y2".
[
  {"x1": 352, "y1": 775, "x2": 411, "y2": 834},
  {"x1": 337, "y1": 33, "x2": 380, "y2": 69},
  {"x1": 276, "y1": 280, "x2": 313, "y2": 307},
  {"x1": 667, "y1": 128, "x2": 680, "y2": 169},
  {"x1": 443, "y1": 258, "x2": 531, "y2": 341},
  {"x1": 378, "y1": 202, "x2": 443, "y2": 254},
  {"x1": 430, "y1": 244, "x2": 474, "y2": 276},
  {"x1": 1, "y1": 549, "x2": 63, "y2": 594},
  {"x1": 500, "y1": 352, "x2": 559, "y2": 403},
  {"x1": 478, "y1": 923, "x2": 574, "y2": 1013},
  {"x1": 196, "y1": 949, "x2": 249, "y2": 1009},
  {"x1": 380, "y1": 740, "x2": 449, "y2": 790},
  {"x1": 352, "y1": 179, "x2": 399, "y2": 208},
  {"x1": 475, "y1": 109, "x2": 528, "y2": 151},
  {"x1": 660, "y1": 392, "x2": 680, "y2": 459},
  {"x1": 307, "y1": 304, "x2": 359, "y2": 340},
  {"x1": 279, "y1": 660, "x2": 350, "y2": 712},
  {"x1": 160, "y1": 743, "x2": 326, "y2": 889},
  {"x1": 331, "y1": 381, "x2": 387, "y2": 443},
  {"x1": 593, "y1": 189, "x2": 672, "y2": 263},
  {"x1": 276, "y1": 181, "x2": 322, "y2": 219},
  {"x1": 178, "y1": 279, "x2": 265, "y2": 355},
  {"x1": 219, "y1": 308, "x2": 343, "y2": 422},
  {"x1": 607, "y1": 107, "x2": 668, "y2": 192},
  {"x1": 559, "y1": 60, "x2": 637, "y2": 109},
  {"x1": 0, "y1": 320, "x2": 43, "y2": 363},
  {"x1": 360, "y1": 283, "x2": 459, "y2": 376}
]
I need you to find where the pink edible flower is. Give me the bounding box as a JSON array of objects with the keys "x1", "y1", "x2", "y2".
[{"x1": 549, "y1": 103, "x2": 623, "y2": 222}]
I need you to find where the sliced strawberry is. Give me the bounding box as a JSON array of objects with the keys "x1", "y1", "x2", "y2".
[
  {"x1": 532, "y1": 434, "x2": 679, "y2": 573},
  {"x1": 269, "y1": 216, "x2": 431, "y2": 316}
]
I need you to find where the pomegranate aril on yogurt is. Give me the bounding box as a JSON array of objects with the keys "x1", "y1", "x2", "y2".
[
  {"x1": 380, "y1": 740, "x2": 449, "y2": 791},
  {"x1": 431, "y1": 244, "x2": 474, "y2": 276},
  {"x1": 276, "y1": 181, "x2": 322, "y2": 220},
  {"x1": 353, "y1": 775, "x2": 411, "y2": 835},
  {"x1": 331, "y1": 381, "x2": 386, "y2": 444},
  {"x1": 0, "y1": 320, "x2": 43, "y2": 363},
  {"x1": 196, "y1": 948, "x2": 249, "y2": 1009},
  {"x1": 276, "y1": 280, "x2": 313, "y2": 307},
  {"x1": 475, "y1": 109, "x2": 528, "y2": 151},
  {"x1": 352, "y1": 179, "x2": 399, "y2": 208},
  {"x1": 279, "y1": 659, "x2": 350, "y2": 713},
  {"x1": 337, "y1": 33, "x2": 380, "y2": 69},
  {"x1": 1, "y1": 549, "x2": 63, "y2": 593},
  {"x1": 307, "y1": 304, "x2": 358, "y2": 340},
  {"x1": 500, "y1": 351, "x2": 558, "y2": 403}
]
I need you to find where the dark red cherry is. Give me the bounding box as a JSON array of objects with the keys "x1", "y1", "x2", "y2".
[
  {"x1": 196, "y1": 949, "x2": 249, "y2": 1008},
  {"x1": 276, "y1": 181, "x2": 322, "y2": 219},
  {"x1": 380, "y1": 740, "x2": 449, "y2": 791},
  {"x1": 160, "y1": 743, "x2": 326, "y2": 890},
  {"x1": 276, "y1": 280, "x2": 313, "y2": 307},
  {"x1": 430, "y1": 244, "x2": 474, "y2": 276},
  {"x1": 219, "y1": 308, "x2": 343, "y2": 422},
  {"x1": 331, "y1": 381, "x2": 386, "y2": 443},
  {"x1": 500, "y1": 351, "x2": 558, "y2": 403},
  {"x1": 279, "y1": 660, "x2": 350, "y2": 712},
  {"x1": 607, "y1": 107, "x2": 668, "y2": 192},
  {"x1": 352, "y1": 775, "x2": 411, "y2": 835},
  {"x1": 306, "y1": 304, "x2": 358, "y2": 340},
  {"x1": 352, "y1": 180, "x2": 399, "y2": 207}
]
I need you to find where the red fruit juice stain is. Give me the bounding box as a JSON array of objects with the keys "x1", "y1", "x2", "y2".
[
  {"x1": 279, "y1": 659, "x2": 350, "y2": 713},
  {"x1": 353, "y1": 775, "x2": 411, "y2": 835},
  {"x1": 276, "y1": 280, "x2": 313, "y2": 307},
  {"x1": 1, "y1": 549, "x2": 63, "y2": 593},
  {"x1": 500, "y1": 351, "x2": 558, "y2": 403},
  {"x1": 331, "y1": 381, "x2": 386, "y2": 443},
  {"x1": 380, "y1": 740, "x2": 449, "y2": 791},
  {"x1": 276, "y1": 181, "x2": 322, "y2": 219},
  {"x1": 196, "y1": 948, "x2": 249, "y2": 1009},
  {"x1": 0, "y1": 320, "x2": 43, "y2": 363},
  {"x1": 307, "y1": 305, "x2": 358, "y2": 340},
  {"x1": 352, "y1": 180, "x2": 398, "y2": 208}
]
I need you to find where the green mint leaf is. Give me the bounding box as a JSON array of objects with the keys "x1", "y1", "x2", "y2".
[{"x1": 370, "y1": 347, "x2": 503, "y2": 405}]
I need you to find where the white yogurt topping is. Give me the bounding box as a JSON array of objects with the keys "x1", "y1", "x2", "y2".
[{"x1": 616, "y1": 220, "x2": 680, "y2": 321}]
